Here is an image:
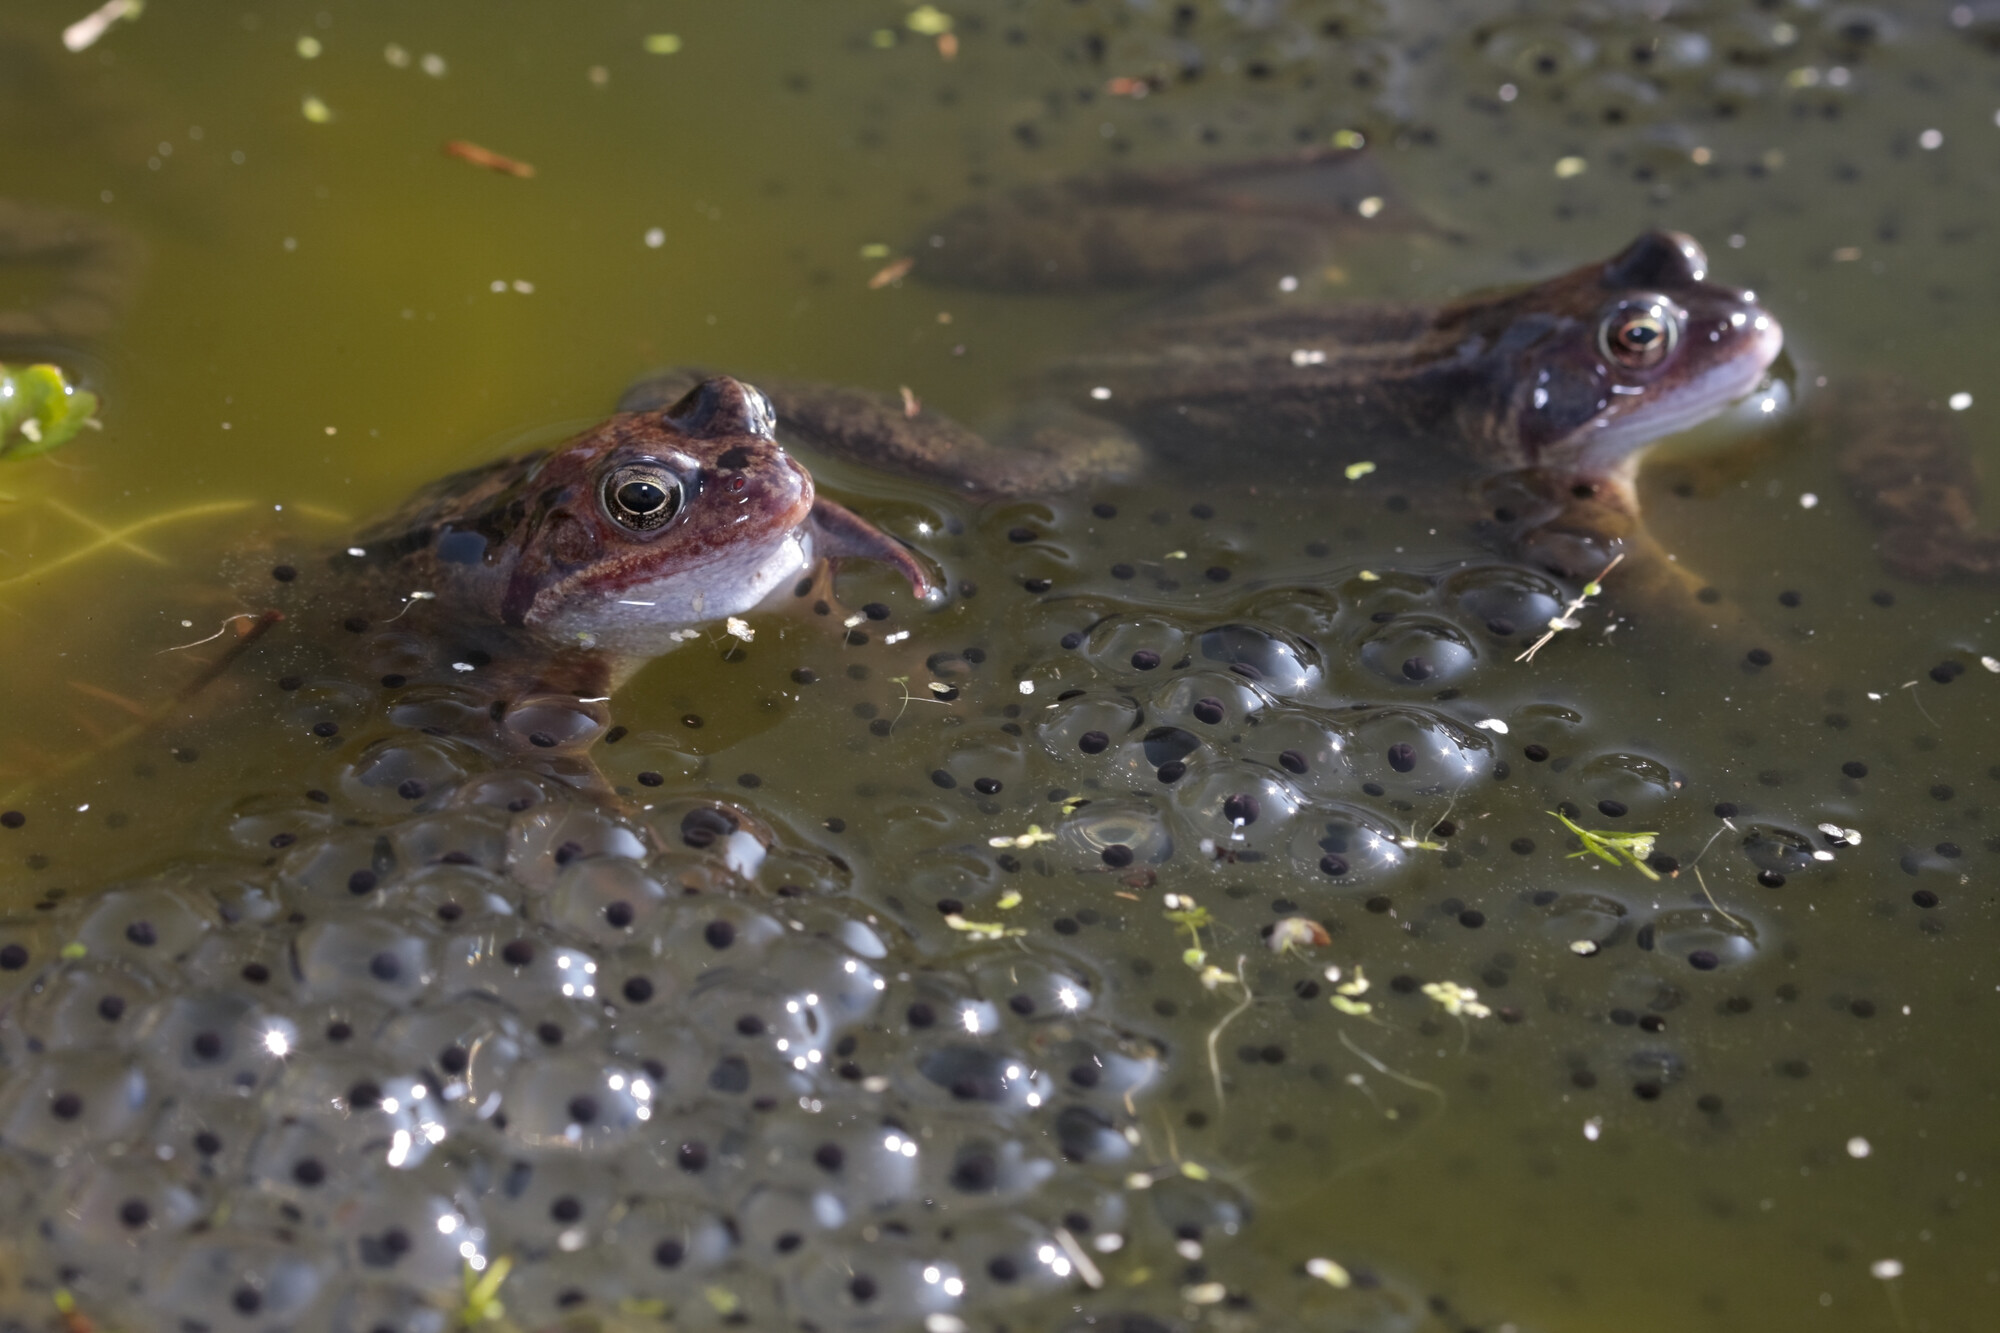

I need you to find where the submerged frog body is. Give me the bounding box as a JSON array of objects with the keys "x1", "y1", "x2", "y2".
[
  {"x1": 914, "y1": 145, "x2": 1418, "y2": 292},
  {"x1": 1829, "y1": 374, "x2": 2000, "y2": 580},
  {"x1": 626, "y1": 231, "x2": 1782, "y2": 584},
  {"x1": 0, "y1": 197, "x2": 145, "y2": 346}
]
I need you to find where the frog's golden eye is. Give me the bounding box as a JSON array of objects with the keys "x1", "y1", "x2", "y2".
[
  {"x1": 1599, "y1": 299, "x2": 1679, "y2": 370},
  {"x1": 602, "y1": 464, "x2": 682, "y2": 532}
]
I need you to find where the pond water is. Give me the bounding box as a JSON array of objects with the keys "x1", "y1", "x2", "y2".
[{"x1": 1, "y1": 2, "x2": 1996, "y2": 1331}]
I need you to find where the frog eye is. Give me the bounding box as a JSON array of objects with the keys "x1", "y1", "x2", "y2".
[
  {"x1": 1599, "y1": 299, "x2": 1680, "y2": 371},
  {"x1": 602, "y1": 464, "x2": 683, "y2": 532}
]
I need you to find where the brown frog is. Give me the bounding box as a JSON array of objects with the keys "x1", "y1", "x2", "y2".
[
  {"x1": 308, "y1": 376, "x2": 934, "y2": 700},
  {"x1": 623, "y1": 230, "x2": 1783, "y2": 590}
]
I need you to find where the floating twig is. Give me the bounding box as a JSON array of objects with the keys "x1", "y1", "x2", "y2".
[
  {"x1": 1204, "y1": 955, "x2": 1251, "y2": 1110},
  {"x1": 1515, "y1": 553, "x2": 1624, "y2": 663},
  {"x1": 444, "y1": 140, "x2": 536, "y2": 178}
]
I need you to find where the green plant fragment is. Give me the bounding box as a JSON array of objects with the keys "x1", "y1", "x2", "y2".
[{"x1": 0, "y1": 363, "x2": 99, "y2": 462}]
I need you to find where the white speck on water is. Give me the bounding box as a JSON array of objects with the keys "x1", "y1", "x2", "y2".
[
  {"x1": 1919, "y1": 128, "x2": 1943, "y2": 150},
  {"x1": 1728, "y1": 233, "x2": 1746, "y2": 248},
  {"x1": 384, "y1": 43, "x2": 410, "y2": 67},
  {"x1": 644, "y1": 227, "x2": 665, "y2": 248},
  {"x1": 1497, "y1": 82, "x2": 1517, "y2": 102},
  {"x1": 1089, "y1": 386, "x2": 1112, "y2": 401},
  {"x1": 1981, "y1": 656, "x2": 2000, "y2": 673},
  {"x1": 1356, "y1": 195, "x2": 1384, "y2": 218},
  {"x1": 452, "y1": 662, "x2": 475, "y2": 672},
  {"x1": 1583, "y1": 1117, "x2": 1602, "y2": 1142},
  {"x1": 1871, "y1": 1259, "x2": 1904, "y2": 1280},
  {"x1": 1847, "y1": 1136, "x2": 1871, "y2": 1159},
  {"x1": 490, "y1": 280, "x2": 506, "y2": 293},
  {"x1": 347, "y1": 547, "x2": 366, "y2": 557},
  {"x1": 1018, "y1": 680, "x2": 1035, "y2": 695},
  {"x1": 1950, "y1": 392, "x2": 1972, "y2": 411},
  {"x1": 1291, "y1": 348, "x2": 1327, "y2": 367},
  {"x1": 1799, "y1": 492, "x2": 1818, "y2": 508},
  {"x1": 420, "y1": 52, "x2": 447, "y2": 77},
  {"x1": 511, "y1": 279, "x2": 534, "y2": 294},
  {"x1": 1474, "y1": 718, "x2": 1509, "y2": 734},
  {"x1": 884, "y1": 630, "x2": 910, "y2": 644},
  {"x1": 1278, "y1": 275, "x2": 1298, "y2": 293}
]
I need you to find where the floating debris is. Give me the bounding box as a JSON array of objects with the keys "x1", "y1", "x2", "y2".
[
  {"x1": 1551, "y1": 808, "x2": 1660, "y2": 880},
  {"x1": 62, "y1": 0, "x2": 142, "y2": 53},
  {"x1": 443, "y1": 139, "x2": 536, "y2": 178},
  {"x1": 1267, "y1": 916, "x2": 1330, "y2": 954},
  {"x1": 1515, "y1": 553, "x2": 1623, "y2": 663},
  {"x1": 1305, "y1": 1257, "x2": 1353, "y2": 1288},
  {"x1": 1421, "y1": 980, "x2": 1491, "y2": 1019},
  {"x1": 868, "y1": 256, "x2": 915, "y2": 288}
]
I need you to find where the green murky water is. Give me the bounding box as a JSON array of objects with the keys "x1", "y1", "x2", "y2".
[{"x1": 2, "y1": 3, "x2": 1998, "y2": 1331}]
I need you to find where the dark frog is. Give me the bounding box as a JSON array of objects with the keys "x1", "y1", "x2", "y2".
[{"x1": 625, "y1": 230, "x2": 1782, "y2": 587}]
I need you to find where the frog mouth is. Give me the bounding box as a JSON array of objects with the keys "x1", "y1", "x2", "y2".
[{"x1": 1579, "y1": 307, "x2": 1785, "y2": 474}]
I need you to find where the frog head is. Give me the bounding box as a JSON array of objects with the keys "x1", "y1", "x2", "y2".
[
  {"x1": 418, "y1": 377, "x2": 930, "y2": 675},
  {"x1": 1455, "y1": 230, "x2": 1784, "y2": 490}
]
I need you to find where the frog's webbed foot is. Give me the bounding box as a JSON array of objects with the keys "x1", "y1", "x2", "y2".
[
  {"x1": 1828, "y1": 375, "x2": 2000, "y2": 580},
  {"x1": 0, "y1": 198, "x2": 146, "y2": 345},
  {"x1": 621, "y1": 367, "x2": 1141, "y2": 499},
  {"x1": 915, "y1": 146, "x2": 1425, "y2": 293}
]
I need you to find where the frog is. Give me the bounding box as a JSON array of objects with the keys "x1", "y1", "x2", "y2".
[
  {"x1": 621, "y1": 229, "x2": 1784, "y2": 594},
  {"x1": 275, "y1": 374, "x2": 936, "y2": 703}
]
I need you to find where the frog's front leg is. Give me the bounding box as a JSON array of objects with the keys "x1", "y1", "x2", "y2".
[
  {"x1": 620, "y1": 369, "x2": 1142, "y2": 499},
  {"x1": 1481, "y1": 467, "x2": 1725, "y2": 624}
]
